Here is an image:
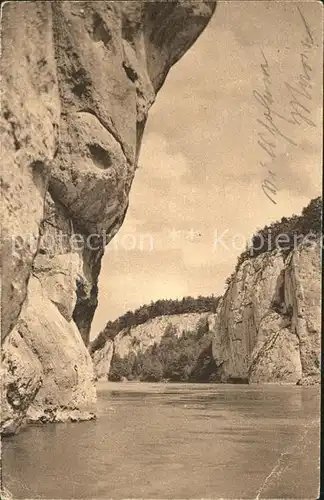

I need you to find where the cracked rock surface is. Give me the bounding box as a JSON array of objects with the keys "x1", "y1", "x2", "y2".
[
  {"x1": 1, "y1": 0, "x2": 216, "y2": 435},
  {"x1": 210, "y1": 239, "x2": 321, "y2": 385},
  {"x1": 92, "y1": 313, "x2": 209, "y2": 380}
]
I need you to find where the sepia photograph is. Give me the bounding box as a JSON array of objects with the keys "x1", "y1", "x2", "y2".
[{"x1": 0, "y1": 0, "x2": 322, "y2": 499}]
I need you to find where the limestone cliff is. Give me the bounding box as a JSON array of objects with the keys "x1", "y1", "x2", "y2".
[
  {"x1": 210, "y1": 238, "x2": 321, "y2": 385},
  {"x1": 92, "y1": 313, "x2": 209, "y2": 380},
  {"x1": 1, "y1": 1, "x2": 216, "y2": 435},
  {"x1": 91, "y1": 226, "x2": 320, "y2": 385}
]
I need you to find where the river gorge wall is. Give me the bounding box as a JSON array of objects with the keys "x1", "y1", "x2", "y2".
[
  {"x1": 92, "y1": 237, "x2": 321, "y2": 386},
  {"x1": 210, "y1": 238, "x2": 321, "y2": 385},
  {"x1": 92, "y1": 313, "x2": 210, "y2": 381},
  {"x1": 0, "y1": 0, "x2": 216, "y2": 435}
]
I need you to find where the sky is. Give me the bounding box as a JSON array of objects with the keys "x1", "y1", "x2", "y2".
[{"x1": 90, "y1": 0, "x2": 322, "y2": 338}]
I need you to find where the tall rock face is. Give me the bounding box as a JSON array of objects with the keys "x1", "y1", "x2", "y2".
[
  {"x1": 210, "y1": 239, "x2": 321, "y2": 385},
  {"x1": 92, "y1": 313, "x2": 209, "y2": 380},
  {"x1": 1, "y1": 1, "x2": 216, "y2": 435},
  {"x1": 1, "y1": 2, "x2": 61, "y2": 341}
]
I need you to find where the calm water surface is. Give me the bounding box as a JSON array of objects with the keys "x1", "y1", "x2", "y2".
[{"x1": 2, "y1": 383, "x2": 320, "y2": 499}]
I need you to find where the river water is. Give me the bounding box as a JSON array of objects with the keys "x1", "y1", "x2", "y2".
[{"x1": 2, "y1": 382, "x2": 320, "y2": 499}]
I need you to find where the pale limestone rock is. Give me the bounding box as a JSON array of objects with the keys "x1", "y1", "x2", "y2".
[
  {"x1": 249, "y1": 314, "x2": 302, "y2": 383},
  {"x1": 285, "y1": 240, "x2": 321, "y2": 383},
  {"x1": 92, "y1": 340, "x2": 114, "y2": 381},
  {"x1": 211, "y1": 251, "x2": 286, "y2": 382},
  {"x1": 92, "y1": 313, "x2": 209, "y2": 377},
  {"x1": 32, "y1": 253, "x2": 81, "y2": 321},
  {"x1": 114, "y1": 313, "x2": 209, "y2": 359},
  {"x1": 1, "y1": 1, "x2": 216, "y2": 434},
  {"x1": 211, "y1": 239, "x2": 321, "y2": 384},
  {"x1": 1, "y1": 331, "x2": 43, "y2": 436},
  {"x1": 1, "y1": 2, "x2": 60, "y2": 340},
  {"x1": 2, "y1": 276, "x2": 96, "y2": 434}
]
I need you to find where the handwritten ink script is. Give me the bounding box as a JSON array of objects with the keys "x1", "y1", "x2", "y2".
[{"x1": 253, "y1": 7, "x2": 317, "y2": 204}]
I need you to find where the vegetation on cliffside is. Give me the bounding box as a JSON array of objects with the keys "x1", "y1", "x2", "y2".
[
  {"x1": 92, "y1": 197, "x2": 321, "y2": 384},
  {"x1": 108, "y1": 318, "x2": 217, "y2": 383},
  {"x1": 90, "y1": 295, "x2": 220, "y2": 354},
  {"x1": 234, "y1": 196, "x2": 321, "y2": 272}
]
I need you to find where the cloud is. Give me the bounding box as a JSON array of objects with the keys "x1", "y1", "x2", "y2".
[
  {"x1": 139, "y1": 133, "x2": 188, "y2": 180},
  {"x1": 146, "y1": 1, "x2": 322, "y2": 195},
  {"x1": 90, "y1": 1, "x2": 322, "y2": 338}
]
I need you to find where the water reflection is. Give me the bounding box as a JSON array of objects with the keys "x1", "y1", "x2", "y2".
[{"x1": 2, "y1": 383, "x2": 320, "y2": 499}]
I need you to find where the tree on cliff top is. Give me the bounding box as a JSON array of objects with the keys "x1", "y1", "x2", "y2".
[
  {"x1": 107, "y1": 319, "x2": 214, "y2": 383},
  {"x1": 90, "y1": 294, "x2": 220, "y2": 354},
  {"x1": 234, "y1": 196, "x2": 322, "y2": 273}
]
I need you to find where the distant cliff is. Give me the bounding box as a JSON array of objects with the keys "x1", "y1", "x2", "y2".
[
  {"x1": 210, "y1": 198, "x2": 321, "y2": 385},
  {"x1": 92, "y1": 198, "x2": 321, "y2": 386},
  {"x1": 1, "y1": 0, "x2": 216, "y2": 435},
  {"x1": 90, "y1": 294, "x2": 219, "y2": 353},
  {"x1": 92, "y1": 313, "x2": 216, "y2": 382}
]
